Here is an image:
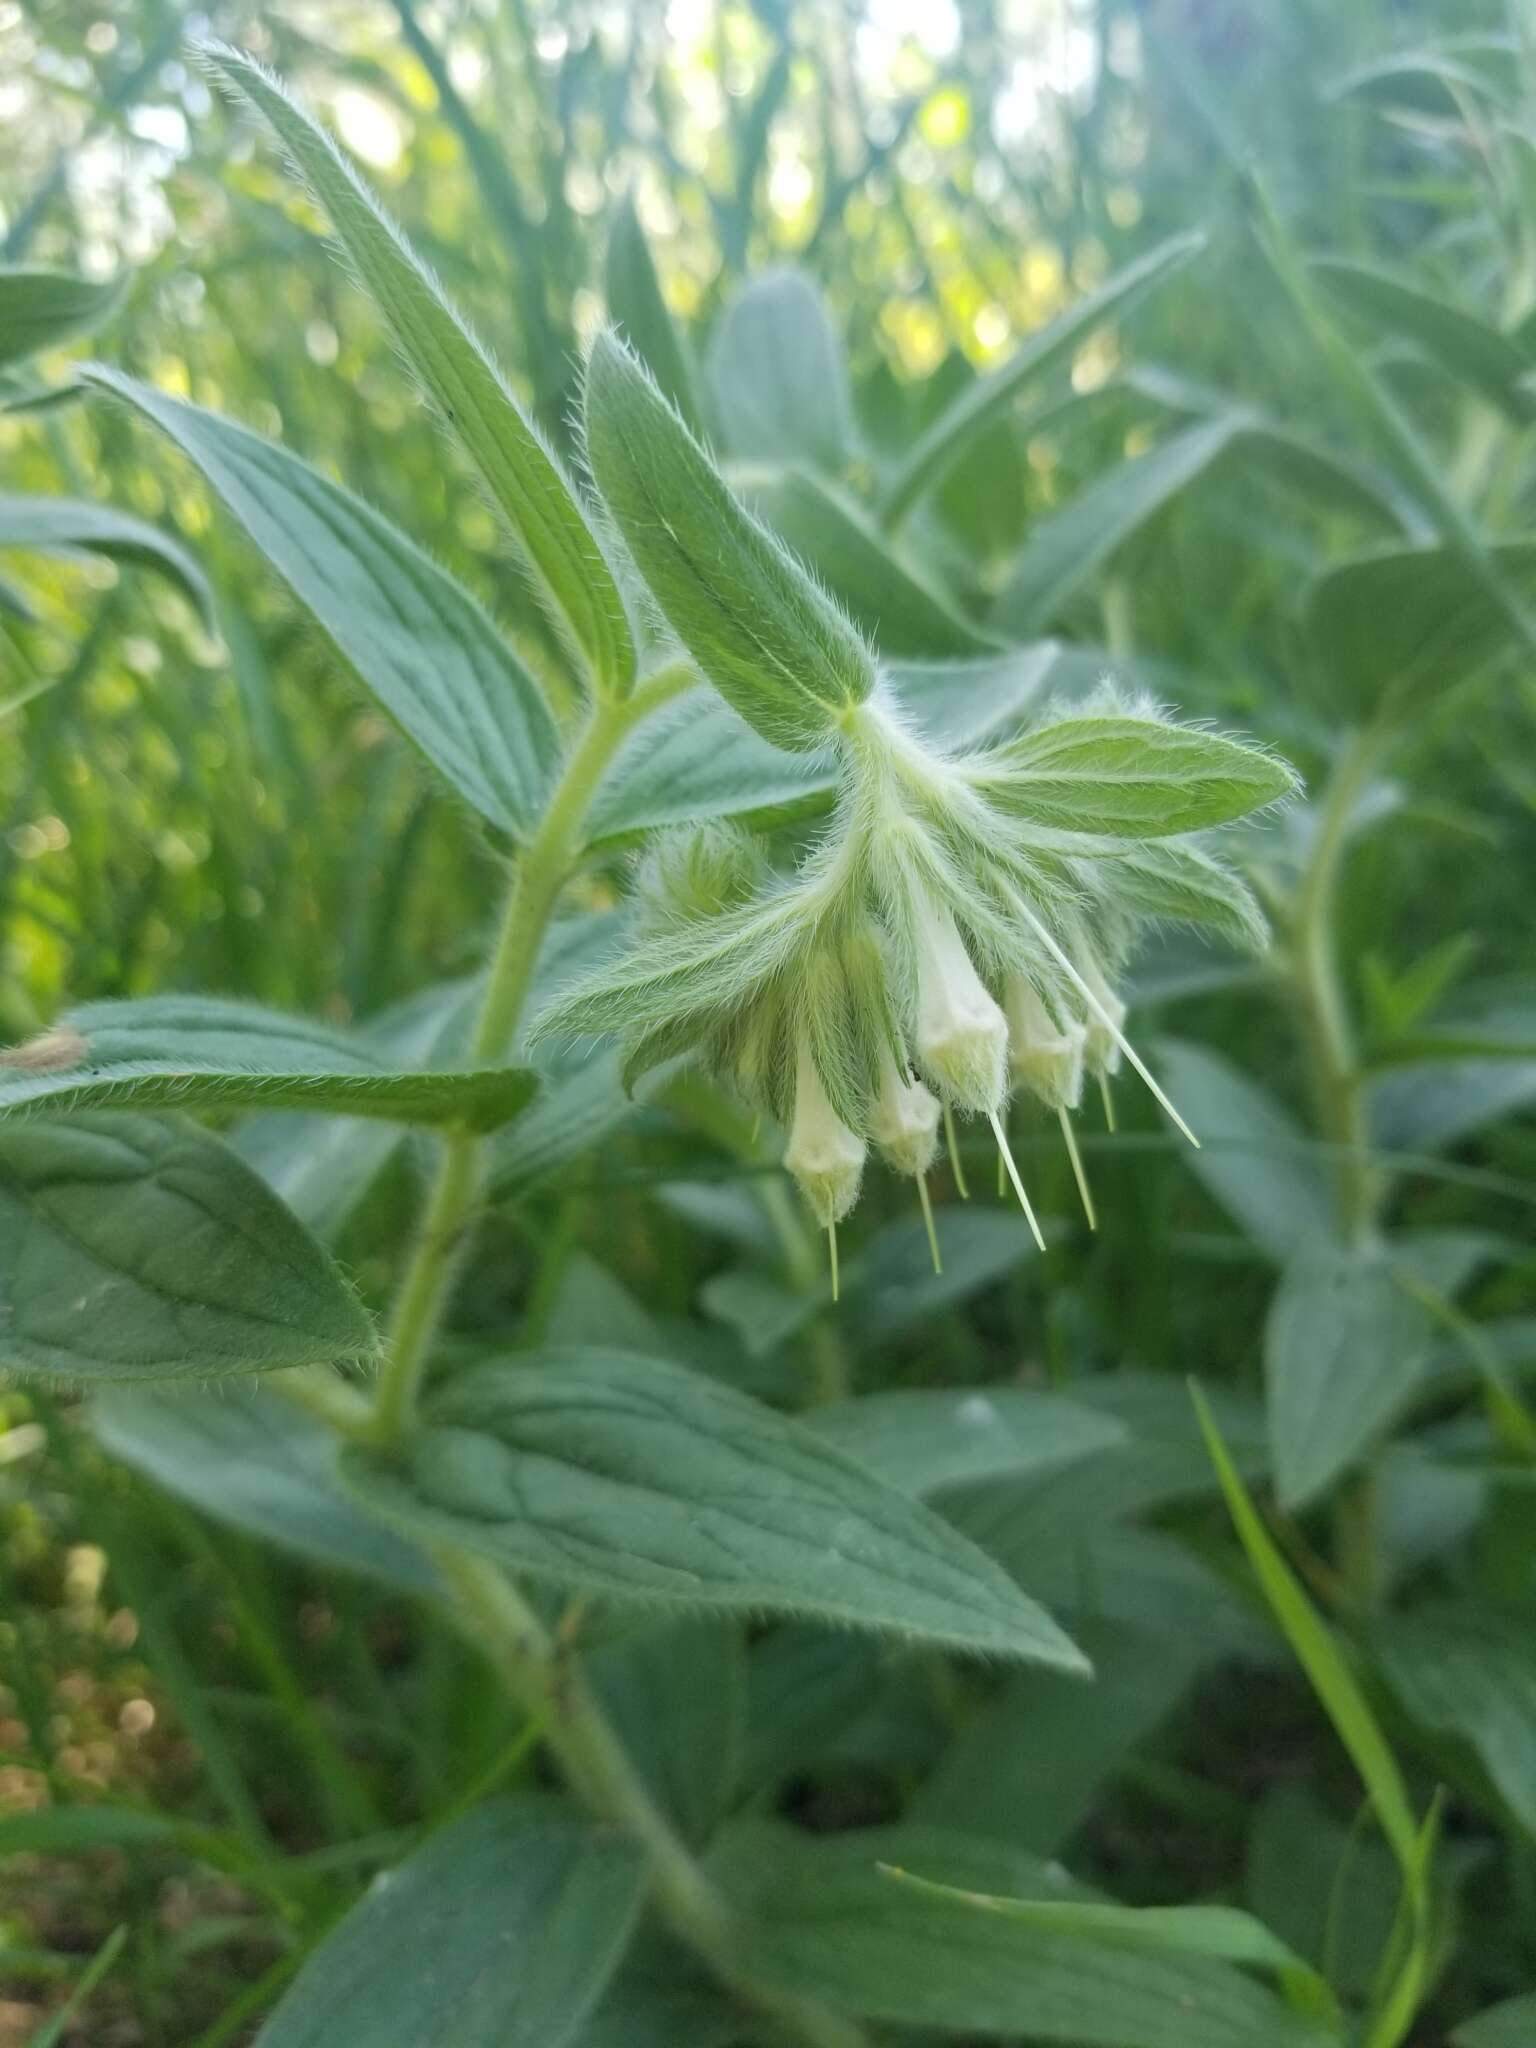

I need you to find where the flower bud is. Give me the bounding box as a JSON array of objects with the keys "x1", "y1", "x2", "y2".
[
  {"x1": 1004, "y1": 977, "x2": 1085, "y2": 1112},
  {"x1": 868, "y1": 1050, "x2": 940, "y2": 1177},
  {"x1": 784, "y1": 1035, "x2": 865, "y2": 1224},
  {"x1": 911, "y1": 894, "x2": 1007, "y2": 1114},
  {"x1": 1076, "y1": 948, "x2": 1127, "y2": 1077}
]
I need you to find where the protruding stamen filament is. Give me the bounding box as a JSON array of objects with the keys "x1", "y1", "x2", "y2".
[
  {"x1": 916, "y1": 1172, "x2": 942, "y2": 1275},
  {"x1": 1007, "y1": 897, "x2": 1200, "y2": 1150},
  {"x1": 1098, "y1": 1071, "x2": 1117, "y2": 1133},
  {"x1": 988, "y1": 1108, "x2": 1046, "y2": 1253},
  {"x1": 1058, "y1": 1107, "x2": 1097, "y2": 1231},
  {"x1": 828, "y1": 1219, "x2": 840, "y2": 1303},
  {"x1": 943, "y1": 1103, "x2": 970, "y2": 1200}
]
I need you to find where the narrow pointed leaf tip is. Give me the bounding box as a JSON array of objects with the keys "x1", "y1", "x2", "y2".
[
  {"x1": 582, "y1": 329, "x2": 877, "y2": 751},
  {"x1": 198, "y1": 40, "x2": 635, "y2": 696}
]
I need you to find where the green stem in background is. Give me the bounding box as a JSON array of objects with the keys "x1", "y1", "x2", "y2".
[
  {"x1": 1290, "y1": 726, "x2": 1383, "y2": 1243},
  {"x1": 443, "y1": 1553, "x2": 871, "y2": 2048}
]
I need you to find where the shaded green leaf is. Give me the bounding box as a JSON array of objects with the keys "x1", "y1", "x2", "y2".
[
  {"x1": 709, "y1": 268, "x2": 853, "y2": 474},
  {"x1": 0, "y1": 493, "x2": 213, "y2": 626},
  {"x1": 206, "y1": 46, "x2": 634, "y2": 694},
  {"x1": 0, "y1": 1113, "x2": 377, "y2": 1382},
  {"x1": 881, "y1": 230, "x2": 1205, "y2": 527},
  {"x1": 1453, "y1": 1995, "x2": 1536, "y2": 2048},
  {"x1": 806, "y1": 1386, "x2": 1122, "y2": 1498},
  {"x1": 92, "y1": 1382, "x2": 437, "y2": 1591},
  {"x1": 254, "y1": 1799, "x2": 646, "y2": 2048},
  {"x1": 604, "y1": 194, "x2": 702, "y2": 436},
  {"x1": 0, "y1": 266, "x2": 123, "y2": 368},
  {"x1": 1311, "y1": 256, "x2": 1536, "y2": 420},
  {"x1": 82, "y1": 367, "x2": 561, "y2": 838},
  {"x1": 0, "y1": 997, "x2": 536, "y2": 1131},
  {"x1": 1265, "y1": 1242, "x2": 1437, "y2": 1509},
  {"x1": 589, "y1": 1618, "x2": 743, "y2": 1844},
  {"x1": 343, "y1": 1347, "x2": 1088, "y2": 1669},
  {"x1": 1094, "y1": 841, "x2": 1269, "y2": 952},
  {"x1": 1376, "y1": 1605, "x2": 1536, "y2": 1837}
]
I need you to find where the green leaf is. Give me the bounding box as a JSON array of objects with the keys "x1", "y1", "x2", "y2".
[
  {"x1": 912, "y1": 1621, "x2": 1205, "y2": 1856},
  {"x1": 1190, "y1": 1383, "x2": 1422, "y2": 1877},
  {"x1": 1246, "y1": 1787, "x2": 1403, "y2": 2002},
  {"x1": 708, "y1": 268, "x2": 853, "y2": 475},
  {"x1": 715, "y1": 1820, "x2": 1336, "y2": 2046},
  {"x1": 486, "y1": 1046, "x2": 635, "y2": 1197},
  {"x1": 604, "y1": 194, "x2": 703, "y2": 437},
  {"x1": 254, "y1": 1799, "x2": 646, "y2": 2048},
  {"x1": 82, "y1": 367, "x2": 561, "y2": 838},
  {"x1": 0, "y1": 266, "x2": 124, "y2": 368},
  {"x1": 26, "y1": 1925, "x2": 127, "y2": 2048},
  {"x1": 1310, "y1": 256, "x2": 1536, "y2": 421},
  {"x1": 876, "y1": 1868, "x2": 1338, "y2": 2024},
  {"x1": 589, "y1": 1618, "x2": 743, "y2": 1844},
  {"x1": 1153, "y1": 1040, "x2": 1334, "y2": 1263},
  {"x1": 0, "y1": 494, "x2": 213, "y2": 627},
  {"x1": 746, "y1": 467, "x2": 997, "y2": 658},
  {"x1": 1306, "y1": 538, "x2": 1536, "y2": 719},
  {"x1": 979, "y1": 713, "x2": 1296, "y2": 837},
  {"x1": 994, "y1": 418, "x2": 1238, "y2": 634},
  {"x1": 1093, "y1": 841, "x2": 1269, "y2": 952},
  {"x1": 881, "y1": 230, "x2": 1205, "y2": 528},
  {"x1": 1375, "y1": 1605, "x2": 1536, "y2": 1837},
  {"x1": 1453, "y1": 1995, "x2": 1536, "y2": 2047},
  {"x1": 343, "y1": 1346, "x2": 1089, "y2": 1670},
  {"x1": 204, "y1": 46, "x2": 634, "y2": 695},
  {"x1": 844, "y1": 1207, "x2": 1045, "y2": 1341},
  {"x1": 806, "y1": 1386, "x2": 1123, "y2": 1497},
  {"x1": 584, "y1": 331, "x2": 876, "y2": 752},
  {"x1": 92, "y1": 1382, "x2": 437, "y2": 1590},
  {"x1": 0, "y1": 1807, "x2": 183, "y2": 1856},
  {"x1": 0, "y1": 997, "x2": 537, "y2": 1131},
  {"x1": 1265, "y1": 1243, "x2": 1437, "y2": 1509},
  {"x1": 0, "y1": 1113, "x2": 376, "y2": 1383}
]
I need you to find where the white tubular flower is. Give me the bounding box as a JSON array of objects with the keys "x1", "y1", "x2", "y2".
[
  {"x1": 784, "y1": 1034, "x2": 866, "y2": 1226},
  {"x1": 1076, "y1": 948, "x2": 1127, "y2": 1078},
  {"x1": 868, "y1": 1050, "x2": 941, "y2": 1177},
  {"x1": 1005, "y1": 977, "x2": 1086, "y2": 1112},
  {"x1": 911, "y1": 891, "x2": 1008, "y2": 1115}
]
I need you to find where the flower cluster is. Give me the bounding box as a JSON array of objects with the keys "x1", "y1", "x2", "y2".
[{"x1": 538, "y1": 682, "x2": 1292, "y2": 1260}]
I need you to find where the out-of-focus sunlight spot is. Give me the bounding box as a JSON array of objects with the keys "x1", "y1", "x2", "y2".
[
  {"x1": 566, "y1": 163, "x2": 605, "y2": 214},
  {"x1": 571, "y1": 284, "x2": 605, "y2": 346},
  {"x1": 768, "y1": 150, "x2": 814, "y2": 222},
  {"x1": 973, "y1": 302, "x2": 1010, "y2": 354},
  {"x1": 85, "y1": 20, "x2": 118, "y2": 55},
  {"x1": 306, "y1": 319, "x2": 339, "y2": 366},
  {"x1": 333, "y1": 87, "x2": 405, "y2": 170},
  {"x1": 8, "y1": 817, "x2": 70, "y2": 858},
  {"x1": 974, "y1": 157, "x2": 1004, "y2": 204},
  {"x1": 1027, "y1": 435, "x2": 1058, "y2": 474},
  {"x1": 994, "y1": 61, "x2": 1041, "y2": 151},
  {"x1": 1108, "y1": 14, "x2": 1141, "y2": 78},
  {"x1": 122, "y1": 637, "x2": 161, "y2": 677},
  {"x1": 1106, "y1": 184, "x2": 1142, "y2": 229},
  {"x1": 1071, "y1": 330, "x2": 1117, "y2": 392},
  {"x1": 868, "y1": 0, "x2": 959, "y2": 59},
  {"x1": 1022, "y1": 243, "x2": 1065, "y2": 315},
  {"x1": 65, "y1": 1545, "x2": 106, "y2": 1603},
  {"x1": 448, "y1": 44, "x2": 485, "y2": 93},
  {"x1": 0, "y1": 78, "x2": 24, "y2": 120},
  {"x1": 457, "y1": 503, "x2": 496, "y2": 550},
  {"x1": 119, "y1": 1699, "x2": 155, "y2": 1737},
  {"x1": 1072, "y1": 238, "x2": 1108, "y2": 289},
  {"x1": 128, "y1": 104, "x2": 187, "y2": 154},
  {"x1": 879, "y1": 297, "x2": 946, "y2": 377},
  {"x1": 1124, "y1": 423, "x2": 1155, "y2": 458},
  {"x1": 919, "y1": 86, "x2": 970, "y2": 149},
  {"x1": 535, "y1": 23, "x2": 570, "y2": 63}
]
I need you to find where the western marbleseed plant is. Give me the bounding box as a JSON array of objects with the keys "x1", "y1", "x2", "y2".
[{"x1": 7, "y1": 45, "x2": 1445, "y2": 2048}]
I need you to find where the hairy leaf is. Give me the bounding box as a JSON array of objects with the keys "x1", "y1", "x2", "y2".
[
  {"x1": 0, "y1": 1114, "x2": 376, "y2": 1382},
  {"x1": 0, "y1": 266, "x2": 124, "y2": 367},
  {"x1": 604, "y1": 193, "x2": 703, "y2": 436},
  {"x1": 83, "y1": 368, "x2": 561, "y2": 837},
  {"x1": 584, "y1": 331, "x2": 875, "y2": 751},
  {"x1": 343, "y1": 1347, "x2": 1088, "y2": 1669},
  {"x1": 206, "y1": 46, "x2": 634, "y2": 694},
  {"x1": 709, "y1": 268, "x2": 853, "y2": 474}
]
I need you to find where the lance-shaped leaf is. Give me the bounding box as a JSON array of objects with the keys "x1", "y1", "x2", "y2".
[
  {"x1": 84, "y1": 367, "x2": 561, "y2": 838},
  {"x1": 0, "y1": 493, "x2": 213, "y2": 626},
  {"x1": 0, "y1": 997, "x2": 537, "y2": 1131},
  {"x1": 975, "y1": 712, "x2": 1296, "y2": 836},
  {"x1": 1310, "y1": 256, "x2": 1536, "y2": 422},
  {"x1": 0, "y1": 1113, "x2": 376, "y2": 1383},
  {"x1": 708, "y1": 268, "x2": 854, "y2": 475},
  {"x1": 203, "y1": 44, "x2": 634, "y2": 695},
  {"x1": 584, "y1": 331, "x2": 876, "y2": 751},
  {"x1": 254, "y1": 1799, "x2": 646, "y2": 2048},
  {"x1": 343, "y1": 1347, "x2": 1089, "y2": 1669},
  {"x1": 880, "y1": 230, "x2": 1205, "y2": 528},
  {"x1": 0, "y1": 266, "x2": 125, "y2": 368},
  {"x1": 1088, "y1": 840, "x2": 1269, "y2": 953}
]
